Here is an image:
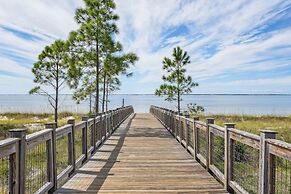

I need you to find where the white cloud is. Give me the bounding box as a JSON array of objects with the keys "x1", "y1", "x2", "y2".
[
  {"x1": 0, "y1": 57, "x2": 31, "y2": 77},
  {"x1": 0, "y1": 0, "x2": 84, "y2": 93},
  {"x1": 0, "y1": 75, "x2": 33, "y2": 94},
  {"x1": 226, "y1": 76, "x2": 291, "y2": 86},
  {"x1": 115, "y1": 0, "x2": 291, "y2": 94},
  {"x1": 0, "y1": 0, "x2": 82, "y2": 39},
  {"x1": 0, "y1": 0, "x2": 290, "y2": 94}
]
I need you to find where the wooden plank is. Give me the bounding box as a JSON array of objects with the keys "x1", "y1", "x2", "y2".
[
  {"x1": 26, "y1": 129, "x2": 52, "y2": 149},
  {"x1": 0, "y1": 143, "x2": 16, "y2": 158},
  {"x1": 56, "y1": 125, "x2": 72, "y2": 139},
  {"x1": 34, "y1": 182, "x2": 53, "y2": 194},
  {"x1": 209, "y1": 125, "x2": 225, "y2": 138},
  {"x1": 268, "y1": 143, "x2": 291, "y2": 161},
  {"x1": 230, "y1": 130, "x2": 260, "y2": 149},
  {"x1": 58, "y1": 113, "x2": 228, "y2": 193},
  {"x1": 187, "y1": 146, "x2": 195, "y2": 156},
  {"x1": 195, "y1": 121, "x2": 207, "y2": 132},
  {"x1": 9, "y1": 129, "x2": 26, "y2": 194},
  {"x1": 229, "y1": 181, "x2": 249, "y2": 194},
  {"x1": 210, "y1": 164, "x2": 225, "y2": 183},
  {"x1": 75, "y1": 121, "x2": 86, "y2": 132},
  {"x1": 57, "y1": 165, "x2": 73, "y2": 182},
  {"x1": 75, "y1": 154, "x2": 86, "y2": 168},
  {"x1": 197, "y1": 153, "x2": 207, "y2": 166},
  {"x1": 0, "y1": 138, "x2": 19, "y2": 148},
  {"x1": 266, "y1": 139, "x2": 291, "y2": 161}
]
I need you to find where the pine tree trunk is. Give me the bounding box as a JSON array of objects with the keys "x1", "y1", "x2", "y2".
[
  {"x1": 95, "y1": 37, "x2": 99, "y2": 114},
  {"x1": 105, "y1": 80, "x2": 109, "y2": 111},
  {"x1": 177, "y1": 91, "x2": 180, "y2": 115},
  {"x1": 102, "y1": 73, "x2": 106, "y2": 112},
  {"x1": 89, "y1": 93, "x2": 92, "y2": 114},
  {"x1": 55, "y1": 65, "x2": 59, "y2": 126},
  {"x1": 54, "y1": 105, "x2": 58, "y2": 127}
]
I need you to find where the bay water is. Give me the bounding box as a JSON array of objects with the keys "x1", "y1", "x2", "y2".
[{"x1": 0, "y1": 94, "x2": 290, "y2": 115}]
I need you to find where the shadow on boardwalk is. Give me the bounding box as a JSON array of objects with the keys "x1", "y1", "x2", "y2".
[
  {"x1": 87, "y1": 114, "x2": 135, "y2": 191},
  {"x1": 57, "y1": 113, "x2": 227, "y2": 193},
  {"x1": 57, "y1": 114, "x2": 135, "y2": 193}
]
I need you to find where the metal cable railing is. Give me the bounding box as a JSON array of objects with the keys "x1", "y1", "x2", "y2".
[
  {"x1": 74, "y1": 127, "x2": 83, "y2": 162},
  {"x1": 196, "y1": 123, "x2": 207, "y2": 162},
  {"x1": 87, "y1": 122, "x2": 93, "y2": 151},
  {"x1": 232, "y1": 141, "x2": 260, "y2": 194},
  {"x1": 187, "y1": 120, "x2": 194, "y2": 148},
  {"x1": 150, "y1": 105, "x2": 291, "y2": 194},
  {"x1": 274, "y1": 157, "x2": 291, "y2": 193},
  {"x1": 0, "y1": 106, "x2": 134, "y2": 194},
  {"x1": 25, "y1": 142, "x2": 47, "y2": 194},
  {"x1": 0, "y1": 157, "x2": 9, "y2": 194},
  {"x1": 56, "y1": 135, "x2": 69, "y2": 176},
  {"x1": 211, "y1": 135, "x2": 225, "y2": 173}
]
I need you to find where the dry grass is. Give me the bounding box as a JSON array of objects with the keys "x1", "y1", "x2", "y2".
[
  {"x1": 194, "y1": 114, "x2": 291, "y2": 143},
  {"x1": 0, "y1": 112, "x2": 83, "y2": 140}
]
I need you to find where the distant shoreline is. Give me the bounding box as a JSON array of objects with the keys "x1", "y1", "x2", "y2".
[{"x1": 1, "y1": 93, "x2": 291, "y2": 96}]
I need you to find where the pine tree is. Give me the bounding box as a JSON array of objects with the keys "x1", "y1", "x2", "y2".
[
  {"x1": 71, "y1": 0, "x2": 119, "y2": 114},
  {"x1": 29, "y1": 40, "x2": 75, "y2": 126},
  {"x1": 155, "y1": 46, "x2": 198, "y2": 114}
]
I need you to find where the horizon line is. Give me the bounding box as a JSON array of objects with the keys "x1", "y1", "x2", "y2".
[{"x1": 1, "y1": 93, "x2": 291, "y2": 96}]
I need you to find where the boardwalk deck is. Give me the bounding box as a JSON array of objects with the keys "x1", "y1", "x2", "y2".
[{"x1": 57, "y1": 113, "x2": 228, "y2": 193}]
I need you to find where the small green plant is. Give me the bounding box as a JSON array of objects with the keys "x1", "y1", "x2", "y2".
[{"x1": 187, "y1": 103, "x2": 205, "y2": 114}]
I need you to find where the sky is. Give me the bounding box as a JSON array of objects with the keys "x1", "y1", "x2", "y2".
[{"x1": 0, "y1": 0, "x2": 291, "y2": 94}]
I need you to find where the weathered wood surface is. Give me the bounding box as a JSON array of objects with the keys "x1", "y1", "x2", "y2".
[{"x1": 57, "y1": 113, "x2": 228, "y2": 194}]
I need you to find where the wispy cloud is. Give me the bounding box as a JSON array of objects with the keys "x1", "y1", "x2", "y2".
[
  {"x1": 0, "y1": 0, "x2": 84, "y2": 93},
  {"x1": 0, "y1": 0, "x2": 291, "y2": 94},
  {"x1": 115, "y1": 0, "x2": 291, "y2": 93}
]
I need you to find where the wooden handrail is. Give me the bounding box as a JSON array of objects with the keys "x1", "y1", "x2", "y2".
[
  {"x1": 150, "y1": 105, "x2": 291, "y2": 194},
  {"x1": 0, "y1": 105, "x2": 134, "y2": 194}
]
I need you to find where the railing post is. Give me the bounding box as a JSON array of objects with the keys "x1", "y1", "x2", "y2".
[
  {"x1": 224, "y1": 123, "x2": 236, "y2": 192},
  {"x1": 67, "y1": 119, "x2": 76, "y2": 175},
  {"x1": 173, "y1": 113, "x2": 176, "y2": 137},
  {"x1": 109, "y1": 110, "x2": 113, "y2": 134},
  {"x1": 112, "y1": 110, "x2": 116, "y2": 131},
  {"x1": 175, "y1": 112, "x2": 179, "y2": 139},
  {"x1": 206, "y1": 118, "x2": 215, "y2": 171},
  {"x1": 165, "y1": 110, "x2": 168, "y2": 129},
  {"x1": 259, "y1": 130, "x2": 277, "y2": 194},
  {"x1": 169, "y1": 111, "x2": 173, "y2": 134},
  {"x1": 82, "y1": 116, "x2": 89, "y2": 162},
  {"x1": 184, "y1": 113, "x2": 190, "y2": 149},
  {"x1": 193, "y1": 116, "x2": 199, "y2": 160},
  {"x1": 9, "y1": 129, "x2": 26, "y2": 194},
  {"x1": 179, "y1": 113, "x2": 183, "y2": 144},
  {"x1": 104, "y1": 112, "x2": 108, "y2": 139},
  {"x1": 96, "y1": 113, "x2": 103, "y2": 144},
  {"x1": 106, "y1": 111, "x2": 110, "y2": 138},
  {"x1": 91, "y1": 114, "x2": 97, "y2": 151},
  {"x1": 101, "y1": 113, "x2": 106, "y2": 142},
  {"x1": 45, "y1": 123, "x2": 57, "y2": 194}
]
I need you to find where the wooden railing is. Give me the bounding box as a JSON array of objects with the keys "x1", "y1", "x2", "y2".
[
  {"x1": 150, "y1": 105, "x2": 291, "y2": 194},
  {"x1": 0, "y1": 106, "x2": 134, "y2": 194}
]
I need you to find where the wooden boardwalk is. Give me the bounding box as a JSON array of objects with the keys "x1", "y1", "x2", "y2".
[{"x1": 57, "y1": 113, "x2": 228, "y2": 193}]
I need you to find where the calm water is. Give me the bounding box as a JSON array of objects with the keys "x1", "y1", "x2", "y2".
[{"x1": 0, "y1": 94, "x2": 290, "y2": 115}]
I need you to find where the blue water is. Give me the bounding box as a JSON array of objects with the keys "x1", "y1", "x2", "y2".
[{"x1": 0, "y1": 94, "x2": 290, "y2": 115}]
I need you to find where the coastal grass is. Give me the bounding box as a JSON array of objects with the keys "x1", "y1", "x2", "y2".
[
  {"x1": 195, "y1": 114, "x2": 291, "y2": 193},
  {"x1": 1, "y1": 112, "x2": 290, "y2": 142},
  {"x1": 0, "y1": 112, "x2": 290, "y2": 192},
  {"x1": 0, "y1": 112, "x2": 85, "y2": 192},
  {"x1": 0, "y1": 112, "x2": 83, "y2": 139},
  {"x1": 197, "y1": 114, "x2": 291, "y2": 143}
]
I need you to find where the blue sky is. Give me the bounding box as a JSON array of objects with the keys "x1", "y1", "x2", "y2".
[{"x1": 0, "y1": 0, "x2": 291, "y2": 94}]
